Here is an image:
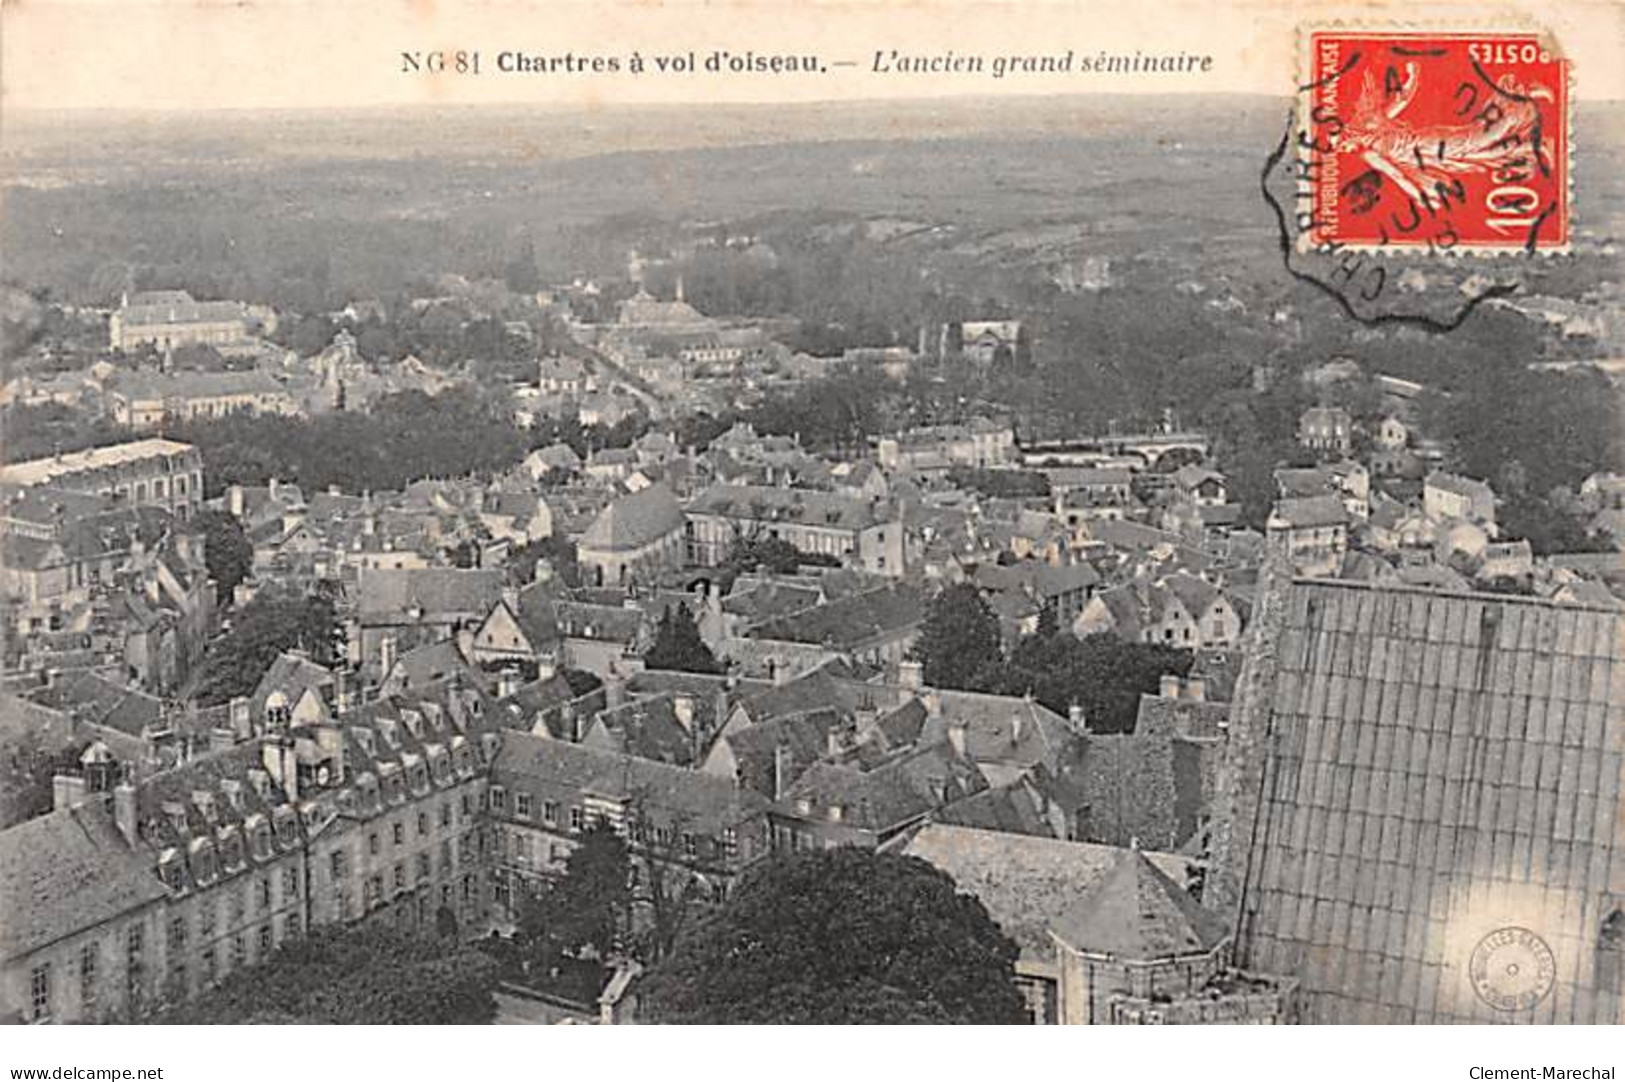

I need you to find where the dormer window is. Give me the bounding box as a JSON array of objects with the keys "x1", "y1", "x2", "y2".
[
  {"x1": 220, "y1": 831, "x2": 244, "y2": 870},
  {"x1": 190, "y1": 842, "x2": 219, "y2": 884},
  {"x1": 275, "y1": 811, "x2": 297, "y2": 847},
  {"x1": 252, "y1": 823, "x2": 272, "y2": 860},
  {"x1": 158, "y1": 856, "x2": 186, "y2": 892}
]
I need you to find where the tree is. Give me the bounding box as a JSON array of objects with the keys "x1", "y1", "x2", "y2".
[
  {"x1": 196, "y1": 509, "x2": 253, "y2": 604},
  {"x1": 911, "y1": 583, "x2": 1003, "y2": 691},
  {"x1": 519, "y1": 821, "x2": 633, "y2": 966},
  {"x1": 151, "y1": 923, "x2": 499, "y2": 1024},
  {"x1": 195, "y1": 586, "x2": 340, "y2": 704},
  {"x1": 641, "y1": 848, "x2": 1026, "y2": 1024},
  {"x1": 643, "y1": 602, "x2": 722, "y2": 675},
  {"x1": 996, "y1": 631, "x2": 1193, "y2": 735}
]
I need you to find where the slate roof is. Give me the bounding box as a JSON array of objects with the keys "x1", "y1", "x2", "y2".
[
  {"x1": 357, "y1": 568, "x2": 506, "y2": 623},
  {"x1": 0, "y1": 439, "x2": 196, "y2": 487},
  {"x1": 579, "y1": 482, "x2": 684, "y2": 553},
  {"x1": 0, "y1": 804, "x2": 169, "y2": 962},
  {"x1": 688, "y1": 483, "x2": 893, "y2": 531},
  {"x1": 494, "y1": 731, "x2": 769, "y2": 838},
  {"x1": 778, "y1": 741, "x2": 988, "y2": 834},
  {"x1": 1231, "y1": 578, "x2": 1625, "y2": 1023},
  {"x1": 721, "y1": 707, "x2": 848, "y2": 798},
  {"x1": 749, "y1": 584, "x2": 927, "y2": 650},
  {"x1": 1270, "y1": 494, "x2": 1349, "y2": 529}
]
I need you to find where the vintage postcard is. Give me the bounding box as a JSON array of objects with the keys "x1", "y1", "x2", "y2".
[{"x1": 1, "y1": 0, "x2": 1623, "y2": 1046}]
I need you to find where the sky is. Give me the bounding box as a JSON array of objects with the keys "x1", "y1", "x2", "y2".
[{"x1": 4, "y1": 0, "x2": 1623, "y2": 114}]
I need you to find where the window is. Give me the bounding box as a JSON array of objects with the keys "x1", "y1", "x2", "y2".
[
  {"x1": 230, "y1": 934, "x2": 245, "y2": 970},
  {"x1": 80, "y1": 942, "x2": 98, "y2": 1007},
  {"x1": 683, "y1": 833, "x2": 697, "y2": 858},
  {"x1": 460, "y1": 794, "x2": 471, "y2": 818},
  {"x1": 722, "y1": 828, "x2": 738, "y2": 856},
  {"x1": 418, "y1": 811, "x2": 429, "y2": 836},
  {"x1": 200, "y1": 900, "x2": 217, "y2": 936},
  {"x1": 515, "y1": 793, "x2": 533, "y2": 820},
  {"x1": 393, "y1": 822, "x2": 406, "y2": 845},
  {"x1": 258, "y1": 877, "x2": 272, "y2": 912},
  {"x1": 416, "y1": 852, "x2": 431, "y2": 882},
  {"x1": 366, "y1": 874, "x2": 383, "y2": 908},
  {"x1": 569, "y1": 807, "x2": 584, "y2": 832},
  {"x1": 440, "y1": 801, "x2": 452, "y2": 828},
  {"x1": 439, "y1": 839, "x2": 452, "y2": 876},
  {"x1": 393, "y1": 863, "x2": 406, "y2": 892},
  {"x1": 489, "y1": 786, "x2": 507, "y2": 813},
  {"x1": 30, "y1": 963, "x2": 51, "y2": 1021},
  {"x1": 283, "y1": 866, "x2": 299, "y2": 899},
  {"x1": 542, "y1": 801, "x2": 558, "y2": 825},
  {"x1": 330, "y1": 850, "x2": 349, "y2": 881},
  {"x1": 168, "y1": 916, "x2": 188, "y2": 954},
  {"x1": 202, "y1": 947, "x2": 217, "y2": 984},
  {"x1": 368, "y1": 831, "x2": 380, "y2": 855},
  {"x1": 257, "y1": 925, "x2": 272, "y2": 957}
]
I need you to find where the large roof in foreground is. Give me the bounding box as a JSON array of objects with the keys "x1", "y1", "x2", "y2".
[{"x1": 1231, "y1": 578, "x2": 1625, "y2": 1024}]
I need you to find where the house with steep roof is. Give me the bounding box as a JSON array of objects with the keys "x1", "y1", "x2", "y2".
[
  {"x1": 1073, "y1": 572, "x2": 1244, "y2": 648},
  {"x1": 1298, "y1": 405, "x2": 1352, "y2": 455},
  {"x1": 577, "y1": 483, "x2": 685, "y2": 588},
  {"x1": 489, "y1": 732, "x2": 770, "y2": 925},
  {"x1": 900, "y1": 824, "x2": 1293, "y2": 1025},
  {"x1": 1423, "y1": 470, "x2": 1498, "y2": 530},
  {"x1": 1266, "y1": 494, "x2": 1349, "y2": 576},
  {"x1": 770, "y1": 740, "x2": 989, "y2": 850},
  {"x1": 352, "y1": 567, "x2": 507, "y2": 679}
]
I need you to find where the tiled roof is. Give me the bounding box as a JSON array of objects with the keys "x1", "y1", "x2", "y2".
[
  {"x1": 779, "y1": 741, "x2": 987, "y2": 833},
  {"x1": 1050, "y1": 847, "x2": 1230, "y2": 960},
  {"x1": 0, "y1": 804, "x2": 168, "y2": 962},
  {"x1": 900, "y1": 823, "x2": 1194, "y2": 964},
  {"x1": 1270, "y1": 494, "x2": 1349, "y2": 529},
  {"x1": 109, "y1": 370, "x2": 285, "y2": 401},
  {"x1": 721, "y1": 708, "x2": 847, "y2": 798},
  {"x1": 1229, "y1": 578, "x2": 1625, "y2": 1023}
]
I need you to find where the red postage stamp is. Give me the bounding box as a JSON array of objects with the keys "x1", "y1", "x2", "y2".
[{"x1": 1302, "y1": 30, "x2": 1570, "y2": 252}]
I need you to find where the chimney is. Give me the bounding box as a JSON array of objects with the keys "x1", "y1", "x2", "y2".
[
  {"x1": 227, "y1": 484, "x2": 245, "y2": 519},
  {"x1": 314, "y1": 726, "x2": 345, "y2": 787},
  {"x1": 113, "y1": 782, "x2": 138, "y2": 846},
  {"x1": 497, "y1": 667, "x2": 521, "y2": 699},
  {"x1": 379, "y1": 635, "x2": 398, "y2": 681},
  {"x1": 771, "y1": 657, "x2": 789, "y2": 687},
  {"x1": 334, "y1": 668, "x2": 352, "y2": 716},
  {"x1": 923, "y1": 691, "x2": 942, "y2": 718},
  {"x1": 536, "y1": 653, "x2": 557, "y2": 683},
  {"x1": 1068, "y1": 702, "x2": 1086, "y2": 734},
  {"x1": 1186, "y1": 676, "x2": 1206, "y2": 702},
  {"x1": 946, "y1": 720, "x2": 967, "y2": 758},
  {"x1": 826, "y1": 727, "x2": 843, "y2": 759},
  {"x1": 534, "y1": 559, "x2": 553, "y2": 585},
  {"x1": 672, "y1": 693, "x2": 695, "y2": 732},
  {"x1": 773, "y1": 744, "x2": 789, "y2": 801},
  {"x1": 229, "y1": 695, "x2": 252, "y2": 739},
  {"x1": 898, "y1": 659, "x2": 923, "y2": 690},
  {"x1": 53, "y1": 773, "x2": 89, "y2": 811},
  {"x1": 262, "y1": 738, "x2": 297, "y2": 802},
  {"x1": 502, "y1": 585, "x2": 520, "y2": 614},
  {"x1": 1011, "y1": 712, "x2": 1024, "y2": 745},
  {"x1": 1160, "y1": 673, "x2": 1182, "y2": 699}
]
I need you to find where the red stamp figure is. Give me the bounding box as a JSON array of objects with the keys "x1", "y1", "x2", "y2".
[{"x1": 1303, "y1": 30, "x2": 1569, "y2": 251}]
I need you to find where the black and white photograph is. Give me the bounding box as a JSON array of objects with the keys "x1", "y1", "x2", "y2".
[{"x1": 1, "y1": 0, "x2": 1622, "y2": 1052}]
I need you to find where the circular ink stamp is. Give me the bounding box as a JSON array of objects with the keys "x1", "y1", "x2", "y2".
[
  {"x1": 1469, "y1": 926, "x2": 1556, "y2": 1012},
  {"x1": 1261, "y1": 26, "x2": 1572, "y2": 328}
]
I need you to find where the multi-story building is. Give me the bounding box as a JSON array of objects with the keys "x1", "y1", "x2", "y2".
[
  {"x1": 108, "y1": 291, "x2": 252, "y2": 354},
  {"x1": 0, "y1": 439, "x2": 204, "y2": 521},
  {"x1": 488, "y1": 733, "x2": 772, "y2": 927},
  {"x1": 106, "y1": 371, "x2": 300, "y2": 430},
  {"x1": 686, "y1": 483, "x2": 905, "y2": 577},
  {"x1": 576, "y1": 483, "x2": 686, "y2": 588},
  {"x1": 0, "y1": 679, "x2": 500, "y2": 1024}
]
